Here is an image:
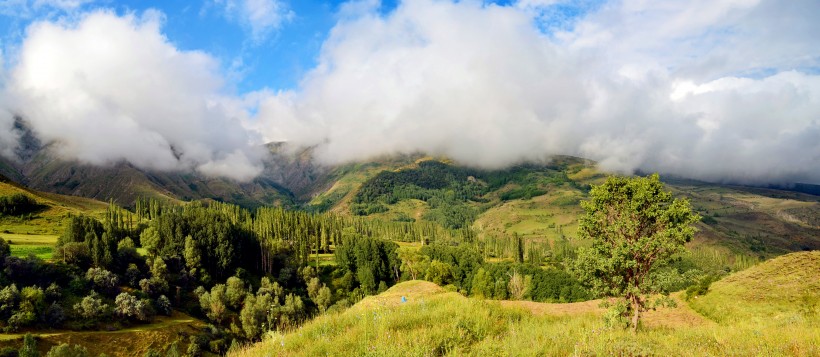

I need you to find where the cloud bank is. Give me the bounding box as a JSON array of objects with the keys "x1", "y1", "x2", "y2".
[
  {"x1": 0, "y1": 0, "x2": 818, "y2": 185},
  {"x1": 254, "y1": 0, "x2": 820, "y2": 184},
  {"x1": 0, "y1": 10, "x2": 264, "y2": 181}
]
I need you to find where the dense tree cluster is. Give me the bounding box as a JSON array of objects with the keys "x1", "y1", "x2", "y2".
[
  {"x1": 402, "y1": 243, "x2": 590, "y2": 303},
  {"x1": 0, "y1": 193, "x2": 40, "y2": 216}
]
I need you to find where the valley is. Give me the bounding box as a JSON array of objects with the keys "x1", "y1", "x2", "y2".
[{"x1": 0, "y1": 153, "x2": 818, "y2": 355}]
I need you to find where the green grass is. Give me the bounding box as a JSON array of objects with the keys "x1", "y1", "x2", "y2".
[
  {"x1": 0, "y1": 233, "x2": 58, "y2": 245},
  {"x1": 235, "y1": 252, "x2": 820, "y2": 356},
  {"x1": 688, "y1": 251, "x2": 820, "y2": 325},
  {"x1": 473, "y1": 189, "x2": 584, "y2": 246},
  {"x1": 10, "y1": 245, "x2": 53, "y2": 259},
  {"x1": 1, "y1": 233, "x2": 59, "y2": 260}
]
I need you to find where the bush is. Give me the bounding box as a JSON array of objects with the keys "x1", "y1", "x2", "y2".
[
  {"x1": 156, "y1": 295, "x2": 172, "y2": 316},
  {"x1": 85, "y1": 268, "x2": 119, "y2": 295},
  {"x1": 685, "y1": 275, "x2": 717, "y2": 301},
  {"x1": 18, "y1": 333, "x2": 37, "y2": 357},
  {"x1": 45, "y1": 344, "x2": 89, "y2": 357},
  {"x1": 73, "y1": 292, "x2": 109, "y2": 321}
]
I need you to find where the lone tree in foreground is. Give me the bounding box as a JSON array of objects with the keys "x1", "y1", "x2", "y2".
[{"x1": 573, "y1": 174, "x2": 699, "y2": 333}]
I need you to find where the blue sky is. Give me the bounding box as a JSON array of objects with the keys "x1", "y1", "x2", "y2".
[
  {"x1": 0, "y1": 0, "x2": 601, "y2": 92},
  {"x1": 1, "y1": 0, "x2": 345, "y2": 91},
  {"x1": 0, "y1": 0, "x2": 818, "y2": 184}
]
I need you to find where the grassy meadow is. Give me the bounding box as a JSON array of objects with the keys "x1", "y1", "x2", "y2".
[{"x1": 235, "y1": 252, "x2": 820, "y2": 356}]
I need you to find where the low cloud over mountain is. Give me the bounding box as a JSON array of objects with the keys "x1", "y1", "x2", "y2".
[{"x1": 1, "y1": 0, "x2": 819, "y2": 184}]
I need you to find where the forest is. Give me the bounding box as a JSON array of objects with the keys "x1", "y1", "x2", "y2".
[{"x1": 0, "y1": 196, "x2": 596, "y2": 355}]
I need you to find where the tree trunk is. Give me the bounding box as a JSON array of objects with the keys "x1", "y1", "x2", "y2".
[{"x1": 631, "y1": 296, "x2": 641, "y2": 334}]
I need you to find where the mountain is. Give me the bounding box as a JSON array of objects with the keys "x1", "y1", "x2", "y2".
[
  {"x1": 305, "y1": 155, "x2": 820, "y2": 259},
  {"x1": 2, "y1": 125, "x2": 818, "y2": 259},
  {"x1": 0, "y1": 143, "x2": 308, "y2": 209}
]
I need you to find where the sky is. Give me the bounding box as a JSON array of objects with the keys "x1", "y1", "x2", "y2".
[{"x1": 0, "y1": 0, "x2": 818, "y2": 184}]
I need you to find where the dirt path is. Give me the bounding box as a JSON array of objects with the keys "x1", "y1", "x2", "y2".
[{"x1": 499, "y1": 293, "x2": 715, "y2": 328}]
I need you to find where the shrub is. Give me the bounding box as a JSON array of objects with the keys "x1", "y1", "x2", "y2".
[
  {"x1": 45, "y1": 344, "x2": 89, "y2": 357},
  {"x1": 86, "y1": 268, "x2": 119, "y2": 295},
  {"x1": 73, "y1": 292, "x2": 109, "y2": 321},
  {"x1": 685, "y1": 275, "x2": 717, "y2": 301}
]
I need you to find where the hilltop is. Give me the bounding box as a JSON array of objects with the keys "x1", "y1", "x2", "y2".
[{"x1": 234, "y1": 252, "x2": 820, "y2": 356}]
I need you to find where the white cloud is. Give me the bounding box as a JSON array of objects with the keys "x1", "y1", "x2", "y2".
[
  {"x1": 253, "y1": 0, "x2": 820, "y2": 184},
  {"x1": 215, "y1": 0, "x2": 294, "y2": 43},
  {"x1": 0, "y1": 0, "x2": 94, "y2": 17},
  {"x1": 1, "y1": 10, "x2": 264, "y2": 181},
  {"x1": 33, "y1": 0, "x2": 94, "y2": 10},
  {"x1": 2, "y1": 0, "x2": 818, "y2": 186}
]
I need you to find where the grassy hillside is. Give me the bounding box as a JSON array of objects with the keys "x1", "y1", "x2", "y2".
[
  {"x1": 234, "y1": 252, "x2": 820, "y2": 356},
  {"x1": 307, "y1": 155, "x2": 424, "y2": 214},
  {"x1": 320, "y1": 156, "x2": 820, "y2": 266},
  {"x1": 0, "y1": 178, "x2": 107, "y2": 259},
  {"x1": 689, "y1": 250, "x2": 820, "y2": 325}
]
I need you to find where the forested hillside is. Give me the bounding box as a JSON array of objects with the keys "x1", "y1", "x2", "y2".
[{"x1": 2, "y1": 161, "x2": 818, "y2": 355}]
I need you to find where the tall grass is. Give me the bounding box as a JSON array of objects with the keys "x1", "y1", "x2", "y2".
[{"x1": 233, "y1": 276, "x2": 820, "y2": 357}]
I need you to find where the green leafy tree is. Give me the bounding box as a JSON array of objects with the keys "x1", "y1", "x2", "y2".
[
  {"x1": 225, "y1": 276, "x2": 245, "y2": 310},
  {"x1": 257, "y1": 277, "x2": 283, "y2": 303},
  {"x1": 424, "y1": 260, "x2": 453, "y2": 286},
  {"x1": 86, "y1": 268, "x2": 119, "y2": 295},
  {"x1": 0, "y1": 237, "x2": 10, "y2": 262},
  {"x1": 470, "y1": 268, "x2": 494, "y2": 298},
  {"x1": 398, "y1": 249, "x2": 429, "y2": 280},
  {"x1": 19, "y1": 333, "x2": 38, "y2": 357},
  {"x1": 573, "y1": 174, "x2": 699, "y2": 332},
  {"x1": 314, "y1": 286, "x2": 332, "y2": 313},
  {"x1": 183, "y1": 235, "x2": 201, "y2": 277},
  {"x1": 199, "y1": 284, "x2": 227, "y2": 324},
  {"x1": 140, "y1": 227, "x2": 160, "y2": 257}
]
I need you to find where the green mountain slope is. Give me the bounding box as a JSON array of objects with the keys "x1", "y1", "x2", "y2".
[
  {"x1": 3, "y1": 140, "x2": 818, "y2": 260},
  {"x1": 317, "y1": 156, "x2": 820, "y2": 262}
]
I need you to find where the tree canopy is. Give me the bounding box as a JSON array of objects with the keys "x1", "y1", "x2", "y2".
[{"x1": 573, "y1": 174, "x2": 700, "y2": 332}]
